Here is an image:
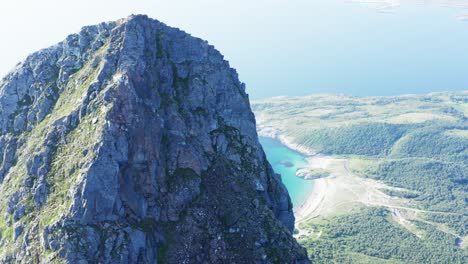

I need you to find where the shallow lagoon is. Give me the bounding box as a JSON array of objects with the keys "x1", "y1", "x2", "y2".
[{"x1": 259, "y1": 137, "x2": 314, "y2": 209}]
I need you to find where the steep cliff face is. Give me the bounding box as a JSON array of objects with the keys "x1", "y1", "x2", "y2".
[{"x1": 0, "y1": 15, "x2": 309, "y2": 263}]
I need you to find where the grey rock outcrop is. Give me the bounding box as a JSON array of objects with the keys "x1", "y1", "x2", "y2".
[{"x1": 0, "y1": 15, "x2": 309, "y2": 263}]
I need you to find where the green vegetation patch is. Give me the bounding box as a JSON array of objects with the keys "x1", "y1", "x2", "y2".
[
  {"x1": 290, "y1": 123, "x2": 412, "y2": 156},
  {"x1": 390, "y1": 126, "x2": 468, "y2": 162},
  {"x1": 370, "y1": 158, "x2": 466, "y2": 216},
  {"x1": 299, "y1": 208, "x2": 466, "y2": 264},
  {"x1": 254, "y1": 91, "x2": 468, "y2": 262}
]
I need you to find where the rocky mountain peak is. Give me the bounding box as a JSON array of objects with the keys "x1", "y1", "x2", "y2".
[{"x1": 0, "y1": 15, "x2": 309, "y2": 263}]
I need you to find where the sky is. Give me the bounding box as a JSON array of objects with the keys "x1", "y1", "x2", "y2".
[{"x1": 1, "y1": 0, "x2": 468, "y2": 99}]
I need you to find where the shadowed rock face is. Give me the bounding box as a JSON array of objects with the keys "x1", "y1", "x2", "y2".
[{"x1": 0, "y1": 15, "x2": 309, "y2": 263}]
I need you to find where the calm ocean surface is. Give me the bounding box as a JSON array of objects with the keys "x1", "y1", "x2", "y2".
[
  {"x1": 256, "y1": 1, "x2": 468, "y2": 211},
  {"x1": 225, "y1": 1, "x2": 468, "y2": 99},
  {"x1": 259, "y1": 137, "x2": 314, "y2": 209}
]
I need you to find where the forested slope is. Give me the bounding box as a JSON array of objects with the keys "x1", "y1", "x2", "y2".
[{"x1": 253, "y1": 92, "x2": 467, "y2": 263}]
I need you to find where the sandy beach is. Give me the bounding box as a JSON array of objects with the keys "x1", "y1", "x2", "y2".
[
  {"x1": 258, "y1": 129, "x2": 402, "y2": 223},
  {"x1": 258, "y1": 129, "x2": 328, "y2": 221},
  {"x1": 294, "y1": 178, "x2": 327, "y2": 222}
]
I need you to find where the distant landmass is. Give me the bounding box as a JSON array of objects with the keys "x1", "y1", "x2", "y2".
[
  {"x1": 253, "y1": 91, "x2": 467, "y2": 263},
  {"x1": 352, "y1": 0, "x2": 468, "y2": 16},
  {"x1": 352, "y1": 0, "x2": 468, "y2": 22}
]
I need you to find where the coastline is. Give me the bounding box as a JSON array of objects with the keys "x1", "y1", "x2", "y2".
[
  {"x1": 257, "y1": 128, "x2": 315, "y2": 156},
  {"x1": 294, "y1": 177, "x2": 327, "y2": 222},
  {"x1": 258, "y1": 129, "x2": 327, "y2": 221}
]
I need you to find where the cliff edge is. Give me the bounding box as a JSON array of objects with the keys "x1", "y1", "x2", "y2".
[{"x1": 0, "y1": 15, "x2": 308, "y2": 263}]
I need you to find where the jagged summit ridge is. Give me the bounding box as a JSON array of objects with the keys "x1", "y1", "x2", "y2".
[{"x1": 0, "y1": 15, "x2": 309, "y2": 263}]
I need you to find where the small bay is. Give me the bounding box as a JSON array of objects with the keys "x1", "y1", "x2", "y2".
[{"x1": 259, "y1": 137, "x2": 314, "y2": 209}]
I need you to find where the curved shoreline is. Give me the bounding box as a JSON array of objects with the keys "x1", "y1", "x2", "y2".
[
  {"x1": 294, "y1": 177, "x2": 327, "y2": 222},
  {"x1": 258, "y1": 130, "x2": 316, "y2": 156},
  {"x1": 258, "y1": 130, "x2": 327, "y2": 221}
]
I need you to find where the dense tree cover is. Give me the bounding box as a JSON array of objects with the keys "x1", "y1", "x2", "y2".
[
  {"x1": 357, "y1": 124, "x2": 468, "y2": 235},
  {"x1": 254, "y1": 93, "x2": 468, "y2": 262},
  {"x1": 380, "y1": 189, "x2": 419, "y2": 199},
  {"x1": 296, "y1": 121, "x2": 467, "y2": 260},
  {"x1": 422, "y1": 213, "x2": 467, "y2": 237},
  {"x1": 390, "y1": 125, "x2": 468, "y2": 162},
  {"x1": 295, "y1": 121, "x2": 467, "y2": 234},
  {"x1": 291, "y1": 123, "x2": 412, "y2": 156},
  {"x1": 370, "y1": 158, "x2": 467, "y2": 215},
  {"x1": 292, "y1": 122, "x2": 467, "y2": 160},
  {"x1": 300, "y1": 208, "x2": 466, "y2": 264}
]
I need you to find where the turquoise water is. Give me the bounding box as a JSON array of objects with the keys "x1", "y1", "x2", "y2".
[{"x1": 259, "y1": 137, "x2": 314, "y2": 208}]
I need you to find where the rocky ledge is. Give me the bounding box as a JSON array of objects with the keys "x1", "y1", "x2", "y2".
[{"x1": 0, "y1": 15, "x2": 309, "y2": 263}]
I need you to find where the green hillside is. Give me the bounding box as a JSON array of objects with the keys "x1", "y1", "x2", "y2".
[
  {"x1": 253, "y1": 91, "x2": 467, "y2": 263},
  {"x1": 302, "y1": 208, "x2": 464, "y2": 264}
]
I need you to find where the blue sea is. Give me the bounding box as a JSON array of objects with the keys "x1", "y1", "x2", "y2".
[
  {"x1": 252, "y1": 1, "x2": 468, "y2": 208},
  {"x1": 217, "y1": 0, "x2": 468, "y2": 99},
  {"x1": 259, "y1": 137, "x2": 314, "y2": 209}
]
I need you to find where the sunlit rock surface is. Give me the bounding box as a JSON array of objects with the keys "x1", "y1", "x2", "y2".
[{"x1": 0, "y1": 15, "x2": 309, "y2": 264}]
